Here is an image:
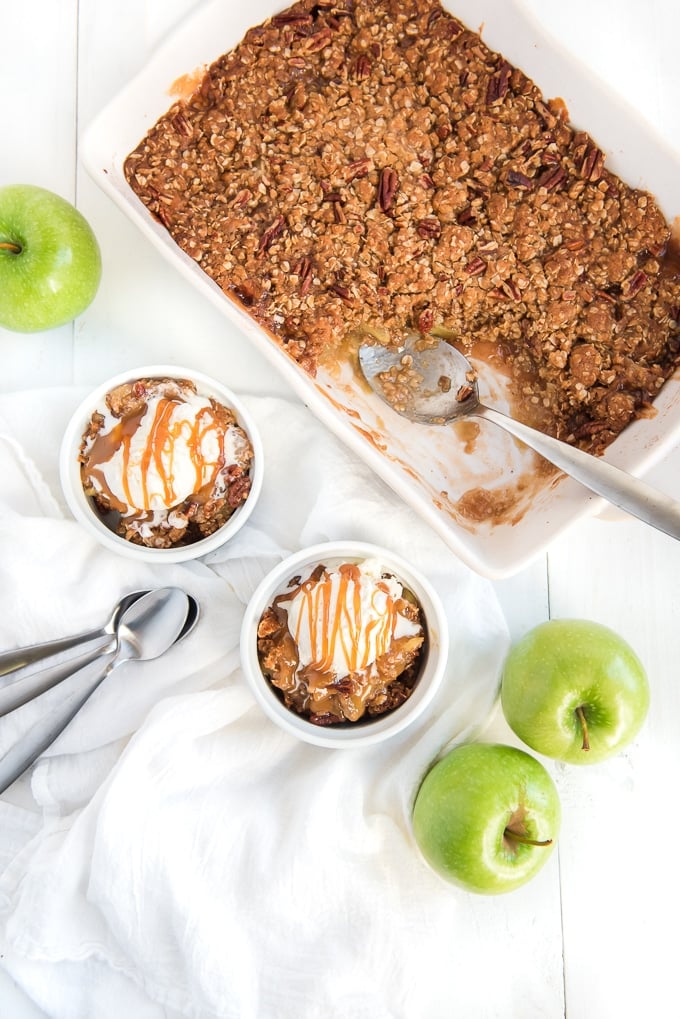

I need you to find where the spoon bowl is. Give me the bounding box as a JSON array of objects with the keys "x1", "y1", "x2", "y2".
[
  {"x1": 112, "y1": 588, "x2": 191, "y2": 663},
  {"x1": 359, "y1": 332, "x2": 480, "y2": 425},
  {"x1": 359, "y1": 332, "x2": 680, "y2": 542}
]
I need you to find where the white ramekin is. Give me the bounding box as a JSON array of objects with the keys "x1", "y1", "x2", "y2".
[
  {"x1": 59, "y1": 364, "x2": 263, "y2": 563},
  {"x1": 239, "y1": 541, "x2": 449, "y2": 748}
]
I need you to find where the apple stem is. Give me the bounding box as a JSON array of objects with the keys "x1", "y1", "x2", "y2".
[
  {"x1": 576, "y1": 705, "x2": 591, "y2": 751},
  {"x1": 0, "y1": 241, "x2": 21, "y2": 255},
  {"x1": 504, "y1": 829, "x2": 553, "y2": 849}
]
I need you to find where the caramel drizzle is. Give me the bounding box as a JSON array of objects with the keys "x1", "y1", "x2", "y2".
[
  {"x1": 86, "y1": 398, "x2": 222, "y2": 511},
  {"x1": 290, "y1": 564, "x2": 398, "y2": 675}
]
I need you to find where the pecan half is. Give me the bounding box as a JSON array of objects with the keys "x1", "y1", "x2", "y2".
[
  {"x1": 506, "y1": 169, "x2": 534, "y2": 189},
  {"x1": 298, "y1": 27, "x2": 333, "y2": 52},
  {"x1": 457, "y1": 206, "x2": 476, "y2": 226},
  {"x1": 595, "y1": 289, "x2": 618, "y2": 305},
  {"x1": 571, "y1": 419, "x2": 611, "y2": 440},
  {"x1": 622, "y1": 270, "x2": 648, "y2": 300},
  {"x1": 233, "y1": 188, "x2": 253, "y2": 207},
  {"x1": 329, "y1": 282, "x2": 354, "y2": 303},
  {"x1": 564, "y1": 238, "x2": 586, "y2": 252},
  {"x1": 467, "y1": 182, "x2": 490, "y2": 200},
  {"x1": 287, "y1": 82, "x2": 307, "y2": 111},
  {"x1": 153, "y1": 204, "x2": 173, "y2": 229},
  {"x1": 536, "y1": 165, "x2": 567, "y2": 192},
  {"x1": 377, "y1": 167, "x2": 399, "y2": 213},
  {"x1": 416, "y1": 217, "x2": 442, "y2": 239},
  {"x1": 272, "y1": 11, "x2": 312, "y2": 27},
  {"x1": 345, "y1": 157, "x2": 370, "y2": 182},
  {"x1": 489, "y1": 279, "x2": 522, "y2": 302},
  {"x1": 577, "y1": 142, "x2": 605, "y2": 183},
  {"x1": 417, "y1": 308, "x2": 434, "y2": 333},
  {"x1": 354, "y1": 54, "x2": 372, "y2": 80},
  {"x1": 171, "y1": 112, "x2": 192, "y2": 137},
  {"x1": 293, "y1": 256, "x2": 314, "y2": 296},
  {"x1": 258, "y1": 215, "x2": 286, "y2": 255},
  {"x1": 465, "y1": 256, "x2": 487, "y2": 277},
  {"x1": 534, "y1": 98, "x2": 558, "y2": 128},
  {"x1": 486, "y1": 61, "x2": 512, "y2": 104}
]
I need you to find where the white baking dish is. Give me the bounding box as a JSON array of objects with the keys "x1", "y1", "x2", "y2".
[{"x1": 81, "y1": 0, "x2": 680, "y2": 578}]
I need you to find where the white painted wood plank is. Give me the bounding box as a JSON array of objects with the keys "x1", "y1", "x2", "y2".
[
  {"x1": 0, "y1": 2, "x2": 77, "y2": 190},
  {"x1": 0, "y1": 0, "x2": 79, "y2": 391},
  {"x1": 527, "y1": 0, "x2": 680, "y2": 1012},
  {"x1": 545, "y1": 517, "x2": 680, "y2": 1018},
  {"x1": 494, "y1": 557, "x2": 550, "y2": 640}
]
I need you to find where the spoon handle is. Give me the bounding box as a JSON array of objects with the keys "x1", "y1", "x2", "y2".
[
  {"x1": 0, "y1": 634, "x2": 115, "y2": 718},
  {"x1": 0, "y1": 651, "x2": 116, "y2": 794},
  {"x1": 478, "y1": 404, "x2": 680, "y2": 539},
  {"x1": 0, "y1": 627, "x2": 105, "y2": 676}
]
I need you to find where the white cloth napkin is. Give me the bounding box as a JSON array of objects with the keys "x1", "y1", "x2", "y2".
[{"x1": 0, "y1": 387, "x2": 509, "y2": 1019}]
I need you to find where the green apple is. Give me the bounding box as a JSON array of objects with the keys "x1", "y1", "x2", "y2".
[
  {"x1": 412, "y1": 742, "x2": 560, "y2": 895},
  {"x1": 501, "y1": 619, "x2": 649, "y2": 765},
  {"x1": 0, "y1": 184, "x2": 101, "y2": 332}
]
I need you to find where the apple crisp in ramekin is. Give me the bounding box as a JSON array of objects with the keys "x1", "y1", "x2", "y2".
[
  {"x1": 79, "y1": 376, "x2": 254, "y2": 549},
  {"x1": 256, "y1": 557, "x2": 426, "y2": 726}
]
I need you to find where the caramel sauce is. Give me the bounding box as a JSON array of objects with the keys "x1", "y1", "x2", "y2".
[
  {"x1": 167, "y1": 66, "x2": 206, "y2": 100},
  {"x1": 84, "y1": 398, "x2": 223, "y2": 512},
  {"x1": 453, "y1": 419, "x2": 481, "y2": 454},
  {"x1": 351, "y1": 425, "x2": 389, "y2": 453},
  {"x1": 278, "y1": 563, "x2": 399, "y2": 677}
]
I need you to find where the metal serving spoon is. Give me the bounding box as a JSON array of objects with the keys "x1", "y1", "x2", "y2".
[
  {"x1": 0, "y1": 590, "x2": 199, "y2": 718},
  {"x1": 359, "y1": 332, "x2": 680, "y2": 541},
  {"x1": 0, "y1": 587, "x2": 192, "y2": 793}
]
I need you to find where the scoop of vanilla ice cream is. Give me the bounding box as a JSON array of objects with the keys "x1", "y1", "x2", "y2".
[
  {"x1": 91, "y1": 392, "x2": 241, "y2": 514},
  {"x1": 281, "y1": 558, "x2": 421, "y2": 679}
]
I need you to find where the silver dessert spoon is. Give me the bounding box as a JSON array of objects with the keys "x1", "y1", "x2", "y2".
[
  {"x1": 359, "y1": 332, "x2": 680, "y2": 541},
  {"x1": 0, "y1": 587, "x2": 191, "y2": 793},
  {"x1": 0, "y1": 590, "x2": 199, "y2": 718},
  {"x1": 0, "y1": 589, "x2": 147, "y2": 678}
]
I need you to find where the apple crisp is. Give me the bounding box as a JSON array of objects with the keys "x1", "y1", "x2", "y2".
[
  {"x1": 256, "y1": 559, "x2": 425, "y2": 725},
  {"x1": 124, "y1": 0, "x2": 680, "y2": 454},
  {"x1": 79, "y1": 377, "x2": 253, "y2": 548}
]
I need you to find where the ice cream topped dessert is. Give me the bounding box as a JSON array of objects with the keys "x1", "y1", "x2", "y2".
[
  {"x1": 79, "y1": 377, "x2": 253, "y2": 548},
  {"x1": 256, "y1": 558, "x2": 426, "y2": 725}
]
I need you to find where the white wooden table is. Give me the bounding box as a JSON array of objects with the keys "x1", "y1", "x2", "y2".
[{"x1": 2, "y1": 2, "x2": 680, "y2": 1016}]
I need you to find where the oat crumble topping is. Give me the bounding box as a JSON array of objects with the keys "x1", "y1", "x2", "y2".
[{"x1": 124, "y1": 0, "x2": 680, "y2": 455}]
